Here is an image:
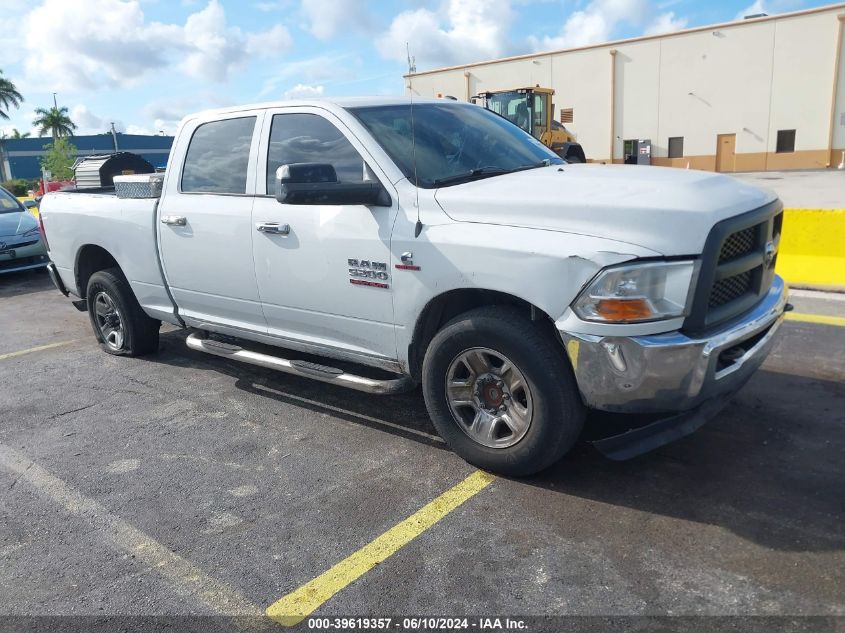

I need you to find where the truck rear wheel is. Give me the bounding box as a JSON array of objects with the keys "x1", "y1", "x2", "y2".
[
  {"x1": 422, "y1": 306, "x2": 584, "y2": 476},
  {"x1": 86, "y1": 268, "x2": 160, "y2": 357}
]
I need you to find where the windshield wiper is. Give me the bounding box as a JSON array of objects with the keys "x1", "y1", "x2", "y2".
[
  {"x1": 510, "y1": 159, "x2": 553, "y2": 172},
  {"x1": 432, "y1": 166, "x2": 510, "y2": 187},
  {"x1": 431, "y1": 160, "x2": 554, "y2": 187}
]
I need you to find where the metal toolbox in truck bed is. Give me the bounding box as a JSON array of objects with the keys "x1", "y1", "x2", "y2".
[{"x1": 113, "y1": 174, "x2": 165, "y2": 199}]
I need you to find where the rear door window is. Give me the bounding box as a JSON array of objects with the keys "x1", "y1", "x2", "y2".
[{"x1": 181, "y1": 117, "x2": 256, "y2": 194}]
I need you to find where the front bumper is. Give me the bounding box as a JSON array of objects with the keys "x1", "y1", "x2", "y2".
[
  {"x1": 559, "y1": 275, "x2": 788, "y2": 457},
  {"x1": 0, "y1": 237, "x2": 49, "y2": 274}
]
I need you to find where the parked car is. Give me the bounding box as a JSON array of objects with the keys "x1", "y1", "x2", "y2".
[
  {"x1": 39, "y1": 97, "x2": 789, "y2": 475},
  {"x1": 0, "y1": 185, "x2": 49, "y2": 274},
  {"x1": 17, "y1": 196, "x2": 39, "y2": 217}
]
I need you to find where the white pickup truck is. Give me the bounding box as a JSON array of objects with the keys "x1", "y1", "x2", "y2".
[{"x1": 40, "y1": 97, "x2": 789, "y2": 475}]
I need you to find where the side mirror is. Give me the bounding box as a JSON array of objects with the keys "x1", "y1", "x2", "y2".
[
  {"x1": 275, "y1": 163, "x2": 391, "y2": 207},
  {"x1": 23, "y1": 200, "x2": 37, "y2": 209}
]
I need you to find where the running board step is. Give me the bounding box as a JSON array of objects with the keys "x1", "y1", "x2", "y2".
[{"x1": 186, "y1": 332, "x2": 414, "y2": 395}]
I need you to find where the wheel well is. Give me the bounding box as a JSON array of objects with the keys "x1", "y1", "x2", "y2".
[
  {"x1": 75, "y1": 245, "x2": 120, "y2": 296},
  {"x1": 407, "y1": 289, "x2": 555, "y2": 381}
]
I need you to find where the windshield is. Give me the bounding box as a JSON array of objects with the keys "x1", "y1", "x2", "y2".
[
  {"x1": 0, "y1": 187, "x2": 23, "y2": 214},
  {"x1": 485, "y1": 92, "x2": 532, "y2": 134},
  {"x1": 349, "y1": 103, "x2": 562, "y2": 188}
]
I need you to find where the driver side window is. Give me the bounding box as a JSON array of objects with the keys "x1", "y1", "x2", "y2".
[{"x1": 266, "y1": 113, "x2": 367, "y2": 195}]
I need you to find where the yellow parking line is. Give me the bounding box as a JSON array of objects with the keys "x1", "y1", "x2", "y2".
[
  {"x1": 0, "y1": 339, "x2": 83, "y2": 361},
  {"x1": 785, "y1": 312, "x2": 845, "y2": 328},
  {"x1": 266, "y1": 470, "x2": 495, "y2": 626}
]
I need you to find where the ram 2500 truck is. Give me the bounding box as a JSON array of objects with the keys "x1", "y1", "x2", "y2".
[{"x1": 40, "y1": 97, "x2": 789, "y2": 475}]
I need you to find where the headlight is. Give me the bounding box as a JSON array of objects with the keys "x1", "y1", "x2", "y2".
[{"x1": 573, "y1": 260, "x2": 698, "y2": 323}]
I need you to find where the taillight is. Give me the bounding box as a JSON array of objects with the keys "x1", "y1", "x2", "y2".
[{"x1": 39, "y1": 212, "x2": 50, "y2": 251}]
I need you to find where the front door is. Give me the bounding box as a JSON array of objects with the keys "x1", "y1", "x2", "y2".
[
  {"x1": 158, "y1": 113, "x2": 266, "y2": 331},
  {"x1": 716, "y1": 133, "x2": 736, "y2": 172},
  {"x1": 251, "y1": 108, "x2": 398, "y2": 362}
]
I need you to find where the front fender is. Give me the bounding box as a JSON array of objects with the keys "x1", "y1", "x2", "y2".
[{"x1": 391, "y1": 222, "x2": 658, "y2": 366}]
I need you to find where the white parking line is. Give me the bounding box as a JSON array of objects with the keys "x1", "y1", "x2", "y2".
[
  {"x1": 0, "y1": 339, "x2": 83, "y2": 361},
  {"x1": 0, "y1": 444, "x2": 261, "y2": 616}
]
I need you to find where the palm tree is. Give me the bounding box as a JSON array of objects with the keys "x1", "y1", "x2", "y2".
[
  {"x1": 33, "y1": 106, "x2": 77, "y2": 139},
  {"x1": 0, "y1": 69, "x2": 23, "y2": 120},
  {"x1": 11, "y1": 128, "x2": 30, "y2": 139}
]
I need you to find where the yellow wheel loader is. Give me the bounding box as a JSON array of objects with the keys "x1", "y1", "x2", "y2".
[{"x1": 476, "y1": 87, "x2": 586, "y2": 163}]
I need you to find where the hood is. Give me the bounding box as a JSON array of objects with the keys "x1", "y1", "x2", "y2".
[
  {"x1": 434, "y1": 164, "x2": 777, "y2": 256},
  {"x1": 0, "y1": 210, "x2": 37, "y2": 238}
]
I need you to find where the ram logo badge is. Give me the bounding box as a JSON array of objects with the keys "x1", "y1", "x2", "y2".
[{"x1": 348, "y1": 259, "x2": 389, "y2": 289}]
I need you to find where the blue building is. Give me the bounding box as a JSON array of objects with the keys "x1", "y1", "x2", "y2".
[{"x1": 0, "y1": 133, "x2": 174, "y2": 181}]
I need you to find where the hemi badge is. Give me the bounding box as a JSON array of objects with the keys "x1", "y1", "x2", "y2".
[
  {"x1": 350, "y1": 279, "x2": 389, "y2": 289},
  {"x1": 395, "y1": 264, "x2": 421, "y2": 271}
]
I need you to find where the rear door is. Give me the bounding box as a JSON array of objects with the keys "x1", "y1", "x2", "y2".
[
  {"x1": 250, "y1": 107, "x2": 398, "y2": 361},
  {"x1": 158, "y1": 112, "x2": 267, "y2": 331}
]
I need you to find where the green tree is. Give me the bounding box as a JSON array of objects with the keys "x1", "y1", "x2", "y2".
[
  {"x1": 0, "y1": 69, "x2": 23, "y2": 120},
  {"x1": 33, "y1": 106, "x2": 77, "y2": 139},
  {"x1": 40, "y1": 138, "x2": 77, "y2": 180},
  {"x1": 10, "y1": 128, "x2": 30, "y2": 139}
]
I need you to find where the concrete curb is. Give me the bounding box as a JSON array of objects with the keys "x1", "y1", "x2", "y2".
[{"x1": 777, "y1": 209, "x2": 845, "y2": 293}]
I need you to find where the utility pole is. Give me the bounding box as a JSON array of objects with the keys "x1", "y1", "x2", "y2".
[
  {"x1": 110, "y1": 122, "x2": 119, "y2": 152},
  {"x1": 53, "y1": 93, "x2": 58, "y2": 109}
]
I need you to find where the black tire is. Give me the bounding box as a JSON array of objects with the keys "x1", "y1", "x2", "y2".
[
  {"x1": 422, "y1": 306, "x2": 584, "y2": 476},
  {"x1": 86, "y1": 267, "x2": 160, "y2": 356}
]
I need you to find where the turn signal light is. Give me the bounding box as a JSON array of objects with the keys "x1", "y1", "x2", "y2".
[{"x1": 594, "y1": 298, "x2": 653, "y2": 321}]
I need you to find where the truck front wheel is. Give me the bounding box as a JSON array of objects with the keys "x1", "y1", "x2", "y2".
[
  {"x1": 86, "y1": 268, "x2": 160, "y2": 357},
  {"x1": 422, "y1": 306, "x2": 584, "y2": 476}
]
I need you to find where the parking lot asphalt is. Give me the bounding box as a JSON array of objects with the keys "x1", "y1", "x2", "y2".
[
  {"x1": 732, "y1": 170, "x2": 845, "y2": 209},
  {"x1": 1, "y1": 270, "x2": 843, "y2": 630}
]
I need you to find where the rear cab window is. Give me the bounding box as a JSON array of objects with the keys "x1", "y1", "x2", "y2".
[{"x1": 181, "y1": 116, "x2": 257, "y2": 194}]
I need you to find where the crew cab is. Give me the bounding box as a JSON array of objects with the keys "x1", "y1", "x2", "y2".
[{"x1": 40, "y1": 97, "x2": 789, "y2": 475}]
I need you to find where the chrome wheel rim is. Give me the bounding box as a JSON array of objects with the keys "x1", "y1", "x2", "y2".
[
  {"x1": 445, "y1": 347, "x2": 533, "y2": 449},
  {"x1": 93, "y1": 291, "x2": 125, "y2": 351}
]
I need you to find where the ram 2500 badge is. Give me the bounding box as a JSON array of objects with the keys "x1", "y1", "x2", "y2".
[{"x1": 40, "y1": 97, "x2": 789, "y2": 475}]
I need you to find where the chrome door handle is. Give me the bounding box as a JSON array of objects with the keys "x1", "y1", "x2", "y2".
[
  {"x1": 161, "y1": 215, "x2": 187, "y2": 226},
  {"x1": 256, "y1": 222, "x2": 290, "y2": 235}
]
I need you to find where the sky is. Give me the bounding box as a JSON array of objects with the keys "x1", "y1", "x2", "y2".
[{"x1": 0, "y1": 0, "x2": 835, "y2": 138}]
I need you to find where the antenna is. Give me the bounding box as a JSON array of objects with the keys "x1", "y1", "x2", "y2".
[{"x1": 407, "y1": 42, "x2": 422, "y2": 238}]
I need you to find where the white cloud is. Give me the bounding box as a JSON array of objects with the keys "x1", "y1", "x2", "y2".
[
  {"x1": 70, "y1": 104, "x2": 137, "y2": 135},
  {"x1": 645, "y1": 11, "x2": 687, "y2": 35},
  {"x1": 301, "y1": 0, "x2": 373, "y2": 40},
  {"x1": 529, "y1": 0, "x2": 648, "y2": 50},
  {"x1": 283, "y1": 83, "x2": 325, "y2": 99},
  {"x1": 125, "y1": 124, "x2": 156, "y2": 135},
  {"x1": 23, "y1": 0, "x2": 176, "y2": 91},
  {"x1": 735, "y1": 0, "x2": 767, "y2": 20},
  {"x1": 20, "y1": 0, "x2": 291, "y2": 91},
  {"x1": 151, "y1": 119, "x2": 179, "y2": 135},
  {"x1": 70, "y1": 105, "x2": 110, "y2": 135},
  {"x1": 377, "y1": 0, "x2": 514, "y2": 70},
  {"x1": 247, "y1": 24, "x2": 293, "y2": 55},
  {"x1": 258, "y1": 52, "x2": 356, "y2": 97}
]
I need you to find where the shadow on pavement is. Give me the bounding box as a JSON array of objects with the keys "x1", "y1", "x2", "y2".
[
  {"x1": 527, "y1": 368, "x2": 845, "y2": 553},
  {"x1": 151, "y1": 330, "x2": 845, "y2": 554},
  {"x1": 0, "y1": 268, "x2": 53, "y2": 299}
]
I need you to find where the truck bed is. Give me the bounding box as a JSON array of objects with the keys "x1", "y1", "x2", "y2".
[{"x1": 39, "y1": 190, "x2": 178, "y2": 323}]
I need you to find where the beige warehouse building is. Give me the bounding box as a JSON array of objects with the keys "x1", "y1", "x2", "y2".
[{"x1": 406, "y1": 3, "x2": 845, "y2": 172}]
